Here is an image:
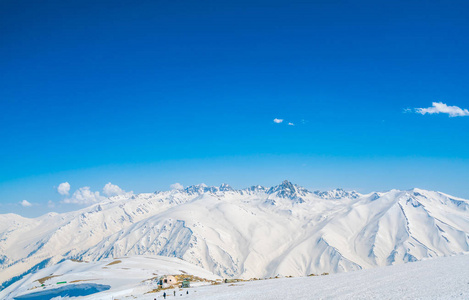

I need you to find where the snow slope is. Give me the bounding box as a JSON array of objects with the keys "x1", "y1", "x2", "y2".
[
  {"x1": 1, "y1": 181, "x2": 469, "y2": 289},
  {"x1": 175, "y1": 253, "x2": 469, "y2": 300},
  {"x1": 0, "y1": 255, "x2": 221, "y2": 300},
  {"x1": 3, "y1": 253, "x2": 469, "y2": 299}
]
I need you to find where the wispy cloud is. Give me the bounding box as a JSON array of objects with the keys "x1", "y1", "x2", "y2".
[
  {"x1": 48, "y1": 200, "x2": 55, "y2": 208},
  {"x1": 20, "y1": 200, "x2": 32, "y2": 207},
  {"x1": 170, "y1": 182, "x2": 184, "y2": 190},
  {"x1": 288, "y1": 122, "x2": 294, "y2": 126},
  {"x1": 402, "y1": 108, "x2": 412, "y2": 113},
  {"x1": 414, "y1": 102, "x2": 469, "y2": 117},
  {"x1": 57, "y1": 182, "x2": 70, "y2": 195},
  {"x1": 273, "y1": 118, "x2": 284, "y2": 124}
]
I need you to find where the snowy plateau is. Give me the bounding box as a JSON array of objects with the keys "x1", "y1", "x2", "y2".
[{"x1": 1, "y1": 181, "x2": 469, "y2": 299}]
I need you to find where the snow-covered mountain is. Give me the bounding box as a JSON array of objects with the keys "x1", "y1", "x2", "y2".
[{"x1": 1, "y1": 181, "x2": 469, "y2": 290}]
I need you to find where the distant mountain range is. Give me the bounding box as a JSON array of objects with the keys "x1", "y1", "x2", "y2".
[{"x1": 1, "y1": 181, "x2": 469, "y2": 290}]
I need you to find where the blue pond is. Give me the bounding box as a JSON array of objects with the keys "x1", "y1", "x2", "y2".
[{"x1": 14, "y1": 283, "x2": 111, "y2": 299}]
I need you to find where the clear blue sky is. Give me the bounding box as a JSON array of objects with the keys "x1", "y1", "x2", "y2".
[{"x1": 1, "y1": 0, "x2": 468, "y2": 216}]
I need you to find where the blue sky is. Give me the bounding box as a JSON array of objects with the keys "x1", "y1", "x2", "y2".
[{"x1": 1, "y1": 0, "x2": 468, "y2": 216}]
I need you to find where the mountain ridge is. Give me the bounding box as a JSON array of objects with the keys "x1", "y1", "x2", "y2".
[{"x1": 1, "y1": 181, "x2": 469, "y2": 290}]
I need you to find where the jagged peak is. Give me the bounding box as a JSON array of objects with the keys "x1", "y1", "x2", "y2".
[
  {"x1": 266, "y1": 180, "x2": 309, "y2": 203},
  {"x1": 280, "y1": 180, "x2": 295, "y2": 189},
  {"x1": 268, "y1": 180, "x2": 304, "y2": 192},
  {"x1": 219, "y1": 183, "x2": 234, "y2": 191},
  {"x1": 240, "y1": 185, "x2": 266, "y2": 195},
  {"x1": 314, "y1": 188, "x2": 360, "y2": 199},
  {"x1": 183, "y1": 184, "x2": 214, "y2": 194},
  {"x1": 248, "y1": 185, "x2": 265, "y2": 191}
]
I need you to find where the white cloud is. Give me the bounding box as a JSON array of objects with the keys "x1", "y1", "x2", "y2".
[
  {"x1": 273, "y1": 118, "x2": 284, "y2": 124},
  {"x1": 20, "y1": 200, "x2": 32, "y2": 207},
  {"x1": 57, "y1": 182, "x2": 70, "y2": 196},
  {"x1": 63, "y1": 187, "x2": 105, "y2": 205},
  {"x1": 170, "y1": 183, "x2": 184, "y2": 190},
  {"x1": 415, "y1": 102, "x2": 469, "y2": 117},
  {"x1": 103, "y1": 182, "x2": 126, "y2": 196},
  {"x1": 288, "y1": 122, "x2": 295, "y2": 126},
  {"x1": 48, "y1": 200, "x2": 55, "y2": 208},
  {"x1": 62, "y1": 183, "x2": 130, "y2": 205}
]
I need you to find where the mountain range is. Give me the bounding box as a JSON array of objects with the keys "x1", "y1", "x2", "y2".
[{"x1": 1, "y1": 181, "x2": 469, "y2": 290}]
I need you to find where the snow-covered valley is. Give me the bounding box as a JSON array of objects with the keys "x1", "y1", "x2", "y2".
[{"x1": 1, "y1": 181, "x2": 469, "y2": 295}]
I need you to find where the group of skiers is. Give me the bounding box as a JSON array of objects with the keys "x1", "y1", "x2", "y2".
[{"x1": 154, "y1": 290, "x2": 189, "y2": 299}]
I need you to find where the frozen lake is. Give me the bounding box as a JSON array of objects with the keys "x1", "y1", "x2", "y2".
[{"x1": 13, "y1": 283, "x2": 110, "y2": 300}]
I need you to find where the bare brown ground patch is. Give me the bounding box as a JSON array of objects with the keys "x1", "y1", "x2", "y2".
[
  {"x1": 35, "y1": 274, "x2": 61, "y2": 285},
  {"x1": 106, "y1": 259, "x2": 122, "y2": 266}
]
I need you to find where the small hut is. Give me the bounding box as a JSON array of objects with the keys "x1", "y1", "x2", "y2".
[
  {"x1": 181, "y1": 278, "x2": 190, "y2": 288},
  {"x1": 158, "y1": 275, "x2": 178, "y2": 288}
]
